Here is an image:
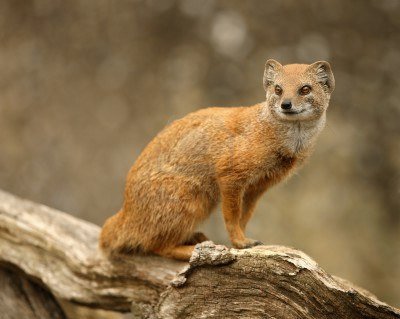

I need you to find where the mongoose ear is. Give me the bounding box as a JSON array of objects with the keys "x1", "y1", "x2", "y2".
[
  {"x1": 263, "y1": 59, "x2": 282, "y2": 91},
  {"x1": 309, "y1": 61, "x2": 335, "y2": 93}
]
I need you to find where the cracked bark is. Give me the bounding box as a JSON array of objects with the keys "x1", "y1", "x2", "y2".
[
  {"x1": 0, "y1": 189, "x2": 399, "y2": 318},
  {"x1": 0, "y1": 265, "x2": 66, "y2": 319}
]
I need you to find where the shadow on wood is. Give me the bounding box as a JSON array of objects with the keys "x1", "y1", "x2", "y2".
[
  {"x1": 0, "y1": 265, "x2": 66, "y2": 319},
  {"x1": 0, "y1": 190, "x2": 399, "y2": 318}
]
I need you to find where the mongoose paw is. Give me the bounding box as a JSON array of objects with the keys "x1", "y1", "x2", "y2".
[
  {"x1": 244, "y1": 240, "x2": 264, "y2": 248},
  {"x1": 233, "y1": 238, "x2": 264, "y2": 249},
  {"x1": 185, "y1": 232, "x2": 209, "y2": 245}
]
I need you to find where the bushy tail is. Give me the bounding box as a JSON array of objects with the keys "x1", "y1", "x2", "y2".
[{"x1": 99, "y1": 210, "x2": 142, "y2": 258}]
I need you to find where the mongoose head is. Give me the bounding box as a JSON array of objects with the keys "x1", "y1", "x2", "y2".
[{"x1": 263, "y1": 59, "x2": 335, "y2": 122}]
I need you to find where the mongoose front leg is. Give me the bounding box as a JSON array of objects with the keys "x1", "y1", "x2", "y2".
[
  {"x1": 220, "y1": 184, "x2": 263, "y2": 249},
  {"x1": 241, "y1": 181, "x2": 269, "y2": 232},
  {"x1": 240, "y1": 192, "x2": 259, "y2": 232}
]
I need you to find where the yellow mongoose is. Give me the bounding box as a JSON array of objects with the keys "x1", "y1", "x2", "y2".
[{"x1": 99, "y1": 59, "x2": 335, "y2": 260}]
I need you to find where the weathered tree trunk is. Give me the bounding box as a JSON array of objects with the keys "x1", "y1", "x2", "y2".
[
  {"x1": 0, "y1": 189, "x2": 399, "y2": 318},
  {"x1": 0, "y1": 265, "x2": 66, "y2": 319}
]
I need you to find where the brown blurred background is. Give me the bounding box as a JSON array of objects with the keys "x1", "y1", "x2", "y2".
[{"x1": 0, "y1": 0, "x2": 399, "y2": 309}]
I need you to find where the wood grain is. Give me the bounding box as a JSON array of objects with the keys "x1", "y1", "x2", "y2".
[
  {"x1": 0, "y1": 265, "x2": 66, "y2": 319},
  {"x1": 0, "y1": 190, "x2": 399, "y2": 318}
]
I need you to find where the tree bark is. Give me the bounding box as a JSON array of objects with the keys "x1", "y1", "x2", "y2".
[
  {"x1": 0, "y1": 265, "x2": 66, "y2": 319},
  {"x1": 0, "y1": 189, "x2": 399, "y2": 318}
]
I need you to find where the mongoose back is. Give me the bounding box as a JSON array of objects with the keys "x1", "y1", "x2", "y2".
[{"x1": 99, "y1": 59, "x2": 335, "y2": 260}]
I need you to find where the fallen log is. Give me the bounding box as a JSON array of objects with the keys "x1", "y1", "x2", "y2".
[
  {"x1": 0, "y1": 189, "x2": 399, "y2": 318},
  {"x1": 0, "y1": 265, "x2": 66, "y2": 319}
]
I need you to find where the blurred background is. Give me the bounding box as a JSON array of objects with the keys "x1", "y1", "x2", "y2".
[{"x1": 0, "y1": 0, "x2": 399, "y2": 311}]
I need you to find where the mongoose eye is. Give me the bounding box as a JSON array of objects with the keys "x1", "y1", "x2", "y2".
[
  {"x1": 274, "y1": 85, "x2": 283, "y2": 96},
  {"x1": 299, "y1": 85, "x2": 311, "y2": 95}
]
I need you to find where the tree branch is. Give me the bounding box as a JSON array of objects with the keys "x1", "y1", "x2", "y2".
[
  {"x1": 0, "y1": 189, "x2": 184, "y2": 313},
  {"x1": 0, "y1": 265, "x2": 66, "y2": 319},
  {"x1": 0, "y1": 189, "x2": 399, "y2": 318}
]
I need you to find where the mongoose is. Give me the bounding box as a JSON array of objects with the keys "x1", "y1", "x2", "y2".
[{"x1": 99, "y1": 59, "x2": 335, "y2": 261}]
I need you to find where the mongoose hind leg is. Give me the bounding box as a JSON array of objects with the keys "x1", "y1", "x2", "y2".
[
  {"x1": 184, "y1": 232, "x2": 209, "y2": 245},
  {"x1": 153, "y1": 245, "x2": 196, "y2": 261}
]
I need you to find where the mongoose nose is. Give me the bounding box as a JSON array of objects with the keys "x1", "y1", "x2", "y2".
[{"x1": 281, "y1": 100, "x2": 292, "y2": 110}]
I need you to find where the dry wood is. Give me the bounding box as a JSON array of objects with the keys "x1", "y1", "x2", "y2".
[
  {"x1": 0, "y1": 189, "x2": 399, "y2": 318},
  {"x1": 0, "y1": 265, "x2": 66, "y2": 319},
  {"x1": 0, "y1": 189, "x2": 184, "y2": 313}
]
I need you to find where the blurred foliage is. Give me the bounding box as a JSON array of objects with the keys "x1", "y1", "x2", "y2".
[{"x1": 0, "y1": 0, "x2": 399, "y2": 309}]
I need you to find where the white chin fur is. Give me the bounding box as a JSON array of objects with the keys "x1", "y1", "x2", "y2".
[{"x1": 275, "y1": 109, "x2": 314, "y2": 122}]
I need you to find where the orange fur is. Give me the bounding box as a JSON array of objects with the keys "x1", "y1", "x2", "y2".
[{"x1": 99, "y1": 59, "x2": 335, "y2": 261}]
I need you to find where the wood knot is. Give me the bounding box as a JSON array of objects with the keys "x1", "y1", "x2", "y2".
[{"x1": 170, "y1": 241, "x2": 236, "y2": 288}]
